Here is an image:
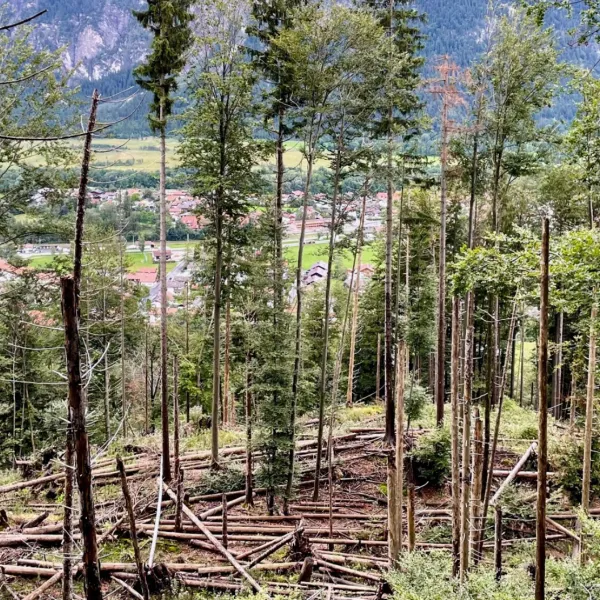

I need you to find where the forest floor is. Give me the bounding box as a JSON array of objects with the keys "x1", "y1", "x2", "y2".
[{"x1": 0, "y1": 402, "x2": 596, "y2": 600}]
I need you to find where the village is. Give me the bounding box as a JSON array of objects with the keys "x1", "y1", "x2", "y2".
[{"x1": 3, "y1": 185, "x2": 385, "y2": 319}]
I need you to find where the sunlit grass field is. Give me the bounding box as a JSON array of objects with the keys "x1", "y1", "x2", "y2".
[
  {"x1": 21, "y1": 138, "x2": 329, "y2": 173},
  {"x1": 25, "y1": 239, "x2": 376, "y2": 272}
]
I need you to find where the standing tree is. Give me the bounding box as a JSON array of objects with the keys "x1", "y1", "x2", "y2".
[
  {"x1": 179, "y1": 0, "x2": 268, "y2": 468},
  {"x1": 133, "y1": 0, "x2": 193, "y2": 481},
  {"x1": 366, "y1": 0, "x2": 424, "y2": 442}
]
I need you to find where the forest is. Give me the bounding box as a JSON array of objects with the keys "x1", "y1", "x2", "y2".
[{"x1": 0, "y1": 1, "x2": 600, "y2": 600}]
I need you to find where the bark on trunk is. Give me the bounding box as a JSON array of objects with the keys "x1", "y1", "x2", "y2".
[
  {"x1": 582, "y1": 304, "x2": 597, "y2": 514},
  {"x1": 61, "y1": 278, "x2": 102, "y2": 600},
  {"x1": 346, "y1": 190, "x2": 368, "y2": 407},
  {"x1": 314, "y1": 138, "x2": 342, "y2": 501},
  {"x1": 211, "y1": 207, "x2": 223, "y2": 469},
  {"x1": 459, "y1": 291, "x2": 474, "y2": 582},
  {"x1": 62, "y1": 407, "x2": 74, "y2": 600},
  {"x1": 450, "y1": 298, "x2": 460, "y2": 577},
  {"x1": 535, "y1": 218, "x2": 550, "y2": 600},
  {"x1": 159, "y1": 101, "x2": 171, "y2": 482},
  {"x1": 116, "y1": 457, "x2": 149, "y2": 600}
]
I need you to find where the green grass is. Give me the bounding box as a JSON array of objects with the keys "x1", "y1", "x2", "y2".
[
  {"x1": 26, "y1": 251, "x2": 177, "y2": 273},
  {"x1": 283, "y1": 241, "x2": 376, "y2": 269},
  {"x1": 19, "y1": 138, "x2": 330, "y2": 173}
]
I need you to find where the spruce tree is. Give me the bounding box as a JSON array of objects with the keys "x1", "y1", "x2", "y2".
[
  {"x1": 133, "y1": 0, "x2": 193, "y2": 481},
  {"x1": 364, "y1": 0, "x2": 424, "y2": 438}
]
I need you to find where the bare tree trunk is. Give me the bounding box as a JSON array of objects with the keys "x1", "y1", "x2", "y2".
[
  {"x1": 582, "y1": 304, "x2": 597, "y2": 514},
  {"x1": 61, "y1": 278, "x2": 102, "y2": 600},
  {"x1": 159, "y1": 101, "x2": 171, "y2": 482},
  {"x1": 116, "y1": 457, "x2": 150, "y2": 600},
  {"x1": 119, "y1": 236, "x2": 126, "y2": 437},
  {"x1": 450, "y1": 298, "x2": 460, "y2": 577},
  {"x1": 62, "y1": 408, "x2": 74, "y2": 600},
  {"x1": 211, "y1": 208, "x2": 223, "y2": 469},
  {"x1": 459, "y1": 291, "x2": 474, "y2": 582},
  {"x1": 519, "y1": 316, "x2": 525, "y2": 406},
  {"x1": 145, "y1": 323, "x2": 149, "y2": 434},
  {"x1": 223, "y1": 299, "x2": 231, "y2": 426},
  {"x1": 61, "y1": 89, "x2": 102, "y2": 600},
  {"x1": 535, "y1": 218, "x2": 550, "y2": 600},
  {"x1": 346, "y1": 190, "x2": 368, "y2": 407},
  {"x1": 494, "y1": 505, "x2": 503, "y2": 581},
  {"x1": 286, "y1": 145, "x2": 317, "y2": 506},
  {"x1": 406, "y1": 451, "x2": 416, "y2": 552},
  {"x1": 185, "y1": 282, "x2": 190, "y2": 423},
  {"x1": 553, "y1": 311, "x2": 564, "y2": 419},
  {"x1": 388, "y1": 341, "x2": 406, "y2": 565},
  {"x1": 471, "y1": 408, "x2": 483, "y2": 565},
  {"x1": 104, "y1": 335, "x2": 111, "y2": 442},
  {"x1": 314, "y1": 137, "x2": 343, "y2": 501},
  {"x1": 435, "y1": 80, "x2": 449, "y2": 427},
  {"x1": 245, "y1": 351, "x2": 253, "y2": 506},
  {"x1": 384, "y1": 116, "x2": 395, "y2": 444},
  {"x1": 376, "y1": 333, "x2": 381, "y2": 403},
  {"x1": 173, "y1": 357, "x2": 180, "y2": 486}
]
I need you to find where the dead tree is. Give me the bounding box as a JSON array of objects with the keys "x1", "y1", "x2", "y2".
[
  {"x1": 60, "y1": 89, "x2": 102, "y2": 600},
  {"x1": 427, "y1": 57, "x2": 463, "y2": 426},
  {"x1": 535, "y1": 217, "x2": 550, "y2": 600},
  {"x1": 116, "y1": 457, "x2": 150, "y2": 600},
  {"x1": 62, "y1": 409, "x2": 74, "y2": 600},
  {"x1": 61, "y1": 278, "x2": 102, "y2": 600}
]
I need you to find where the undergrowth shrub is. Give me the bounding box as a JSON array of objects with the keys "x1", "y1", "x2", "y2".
[
  {"x1": 552, "y1": 430, "x2": 600, "y2": 503},
  {"x1": 409, "y1": 427, "x2": 450, "y2": 488},
  {"x1": 190, "y1": 466, "x2": 245, "y2": 495}
]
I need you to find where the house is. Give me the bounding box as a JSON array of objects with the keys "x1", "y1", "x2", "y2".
[
  {"x1": 127, "y1": 267, "x2": 158, "y2": 286},
  {"x1": 303, "y1": 261, "x2": 328, "y2": 286},
  {"x1": 152, "y1": 249, "x2": 173, "y2": 263},
  {"x1": 344, "y1": 263, "x2": 375, "y2": 289}
]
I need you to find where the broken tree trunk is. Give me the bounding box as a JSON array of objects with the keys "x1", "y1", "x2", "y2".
[
  {"x1": 62, "y1": 407, "x2": 74, "y2": 600},
  {"x1": 62, "y1": 278, "x2": 102, "y2": 600},
  {"x1": 117, "y1": 457, "x2": 149, "y2": 600},
  {"x1": 163, "y1": 484, "x2": 262, "y2": 593}
]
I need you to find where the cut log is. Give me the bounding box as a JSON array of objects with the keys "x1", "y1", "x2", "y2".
[
  {"x1": 22, "y1": 571, "x2": 62, "y2": 600},
  {"x1": 111, "y1": 575, "x2": 144, "y2": 600},
  {"x1": 247, "y1": 527, "x2": 305, "y2": 569},
  {"x1": 490, "y1": 443, "x2": 537, "y2": 506},
  {"x1": 314, "y1": 557, "x2": 381, "y2": 583},
  {"x1": 297, "y1": 557, "x2": 314, "y2": 583},
  {"x1": 163, "y1": 483, "x2": 262, "y2": 593},
  {"x1": 20, "y1": 511, "x2": 50, "y2": 530}
]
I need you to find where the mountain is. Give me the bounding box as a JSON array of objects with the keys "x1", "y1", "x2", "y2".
[{"x1": 9, "y1": 0, "x2": 599, "y2": 134}]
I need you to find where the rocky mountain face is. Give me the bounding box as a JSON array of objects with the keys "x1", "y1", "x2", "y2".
[{"x1": 11, "y1": 0, "x2": 148, "y2": 81}]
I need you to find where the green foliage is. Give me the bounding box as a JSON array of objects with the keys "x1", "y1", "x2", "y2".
[
  {"x1": 404, "y1": 375, "x2": 430, "y2": 425},
  {"x1": 409, "y1": 427, "x2": 451, "y2": 488},
  {"x1": 552, "y1": 427, "x2": 600, "y2": 503},
  {"x1": 133, "y1": 0, "x2": 193, "y2": 130},
  {"x1": 190, "y1": 466, "x2": 246, "y2": 496}
]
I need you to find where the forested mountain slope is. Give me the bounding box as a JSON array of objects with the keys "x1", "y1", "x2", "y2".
[{"x1": 10, "y1": 0, "x2": 597, "y2": 132}]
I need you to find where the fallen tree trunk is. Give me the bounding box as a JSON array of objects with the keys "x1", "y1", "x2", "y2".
[
  {"x1": 163, "y1": 483, "x2": 262, "y2": 593},
  {"x1": 22, "y1": 571, "x2": 62, "y2": 600}
]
